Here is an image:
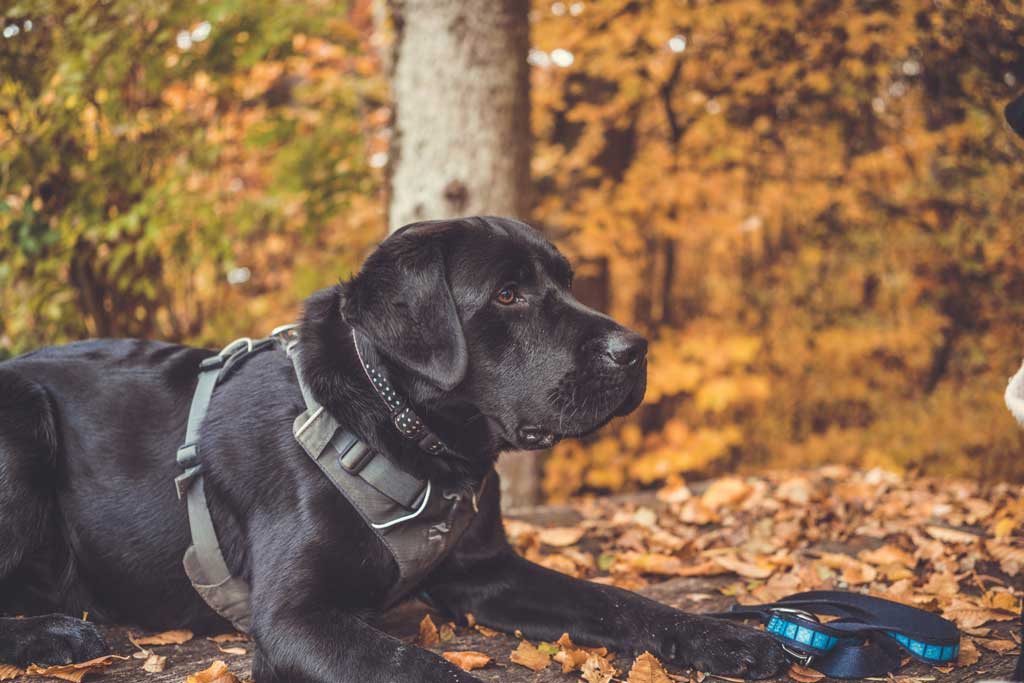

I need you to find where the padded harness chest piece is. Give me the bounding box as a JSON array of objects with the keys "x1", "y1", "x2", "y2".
[{"x1": 174, "y1": 327, "x2": 488, "y2": 632}]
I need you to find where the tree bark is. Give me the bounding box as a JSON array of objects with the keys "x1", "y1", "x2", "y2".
[
  {"x1": 387, "y1": 0, "x2": 531, "y2": 229},
  {"x1": 386, "y1": 0, "x2": 537, "y2": 507}
]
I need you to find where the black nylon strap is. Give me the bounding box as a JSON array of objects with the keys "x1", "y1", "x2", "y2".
[
  {"x1": 287, "y1": 339, "x2": 428, "y2": 511},
  {"x1": 715, "y1": 591, "x2": 960, "y2": 679}
]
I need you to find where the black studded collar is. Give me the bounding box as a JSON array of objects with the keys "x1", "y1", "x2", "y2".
[{"x1": 351, "y1": 329, "x2": 453, "y2": 457}]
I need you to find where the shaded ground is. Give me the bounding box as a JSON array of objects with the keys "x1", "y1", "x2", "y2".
[{"x1": 5, "y1": 467, "x2": 1021, "y2": 681}]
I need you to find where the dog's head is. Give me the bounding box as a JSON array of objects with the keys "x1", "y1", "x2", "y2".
[{"x1": 341, "y1": 216, "x2": 647, "y2": 452}]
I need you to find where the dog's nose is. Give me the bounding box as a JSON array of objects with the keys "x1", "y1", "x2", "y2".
[{"x1": 604, "y1": 331, "x2": 648, "y2": 367}]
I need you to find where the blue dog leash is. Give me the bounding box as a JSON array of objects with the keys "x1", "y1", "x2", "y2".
[{"x1": 715, "y1": 591, "x2": 960, "y2": 679}]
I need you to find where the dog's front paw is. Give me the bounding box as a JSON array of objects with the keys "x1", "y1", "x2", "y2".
[
  {"x1": 5, "y1": 614, "x2": 109, "y2": 667},
  {"x1": 657, "y1": 616, "x2": 789, "y2": 680}
]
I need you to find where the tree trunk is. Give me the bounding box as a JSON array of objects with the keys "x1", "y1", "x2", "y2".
[
  {"x1": 387, "y1": 0, "x2": 531, "y2": 228},
  {"x1": 386, "y1": 0, "x2": 538, "y2": 507}
]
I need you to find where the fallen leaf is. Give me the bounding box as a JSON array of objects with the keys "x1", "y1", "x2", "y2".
[
  {"x1": 788, "y1": 664, "x2": 825, "y2": 682},
  {"x1": 142, "y1": 653, "x2": 166, "y2": 673},
  {"x1": 957, "y1": 638, "x2": 981, "y2": 667},
  {"x1": 925, "y1": 526, "x2": 979, "y2": 545},
  {"x1": 700, "y1": 477, "x2": 751, "y2": 510},
  {"x1": 217, "y1": 645, "x2": 247, "y2": 655},
  {"x1": 442, "y1": 651, "x2": 491, "y2": 671},
  {"x1": 418, "y1": 614, "x2": 440, "y2": 647},
  {"x1": 712, "y1": 553, "x2": 774, "y2": 579},
  {"x1": 983, "y1": 590, "x2": 1018, "y2": 613},
  {"x1": 616, "y1": 552, "x2": 687, "y2": 576},
  {"x1": 25, "y1": 655, "x2": 128, "y2": 682},
  {"x1": 675, "y1": 560, "x2": 730, "y2": 577},
  {"x1": 131, "y1": 629, "x2": 193, "y2": 646},
  {"x1": 0, "y1": 665, "x2": 22, "y2": 681},
  {"x1": 580, "y1": 652, "x2": 616, "y2": 683},
  {"x1": 858, "y1": 544, "x2": 916, "y2": 568},
  {"x1": 627, "y1": 651, "x2": 672, "y2": 683},
  {"x1": 474, "y1": 624, "x2": 500, "y2": 637},
  {"x1": 538, "y1": 526, "x2": 586, "y2": 547},
  {"x1": 509, "y1": 640, "x2": 551, "y2": 671},
  {"x1": 978, "y1": 639, "x2": 1018, "y2": 655},
  {"x1": 207, "y1": 633, "x2": 248, "y2": 643},
  {"x1": 993, "y1": 518, "x2": 1017, "y2": 539},
  {"x1": 987, "y1": 540, "x2": 1024, "y2": 576},
  {"x1": 439, "y1": 622, "x2": 455, "y2": 643},
  {"x1": 776, "y1": 477, "x2": 813, "y2": 505},
  {"x1": 943, "y1": 600, "x2": 1016, "y2": 630},
  {"x1": 185, "y1": 660, "x2": 240, "y2": 683}
]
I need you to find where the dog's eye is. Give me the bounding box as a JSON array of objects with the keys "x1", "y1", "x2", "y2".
[{"x1": 495, "y1": 285, "x2": 520, "y2": 305}]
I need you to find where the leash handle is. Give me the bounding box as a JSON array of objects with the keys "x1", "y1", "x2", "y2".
[{"x1": 715, "y1": 591, "x2": 960, "y2": 679}]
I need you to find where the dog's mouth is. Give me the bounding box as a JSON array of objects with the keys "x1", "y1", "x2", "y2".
[
  {"x1": 515, "y1": 426, "x2": 562, "y2": 450},
  {"x1": 512, "y1": 362, "x2": 648, "y2": 451}
]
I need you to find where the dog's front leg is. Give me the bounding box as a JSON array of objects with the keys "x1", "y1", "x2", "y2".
[
  {"x1": 427, "y1": 553, "x2": 788, "y2": 679},
  {"x1": 425, "y1": 504, "x2": 788, "y2": 681},
  {"x1": 249, "y1": 600, "x2": 480, "y2": 683}
]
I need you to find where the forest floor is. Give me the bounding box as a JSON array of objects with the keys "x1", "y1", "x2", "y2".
[{"x1": 2, "y1": 466, "x2": 1020, "y2": 682}]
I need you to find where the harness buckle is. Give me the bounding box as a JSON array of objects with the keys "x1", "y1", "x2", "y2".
[
  {"x1": 338, "y1": 441, "x2": 374, "y2": 474},
  {"x1": 199, "y1": 355, "x2": 225, "y2": 371},
  {"x1": 177, "y1": 443, "x2": 200, "y2": 469}
]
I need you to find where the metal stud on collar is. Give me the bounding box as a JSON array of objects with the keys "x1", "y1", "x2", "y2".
[{"x1": 351, "y1": 329, "x2": 455, "y2": 457}]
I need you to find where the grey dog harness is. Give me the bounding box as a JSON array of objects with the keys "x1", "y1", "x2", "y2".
[{"x1": 174, "y1": 328, "x2": 486, "y2": 632}]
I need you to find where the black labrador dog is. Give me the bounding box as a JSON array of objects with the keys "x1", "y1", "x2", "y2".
[{"x1": 0, "y1": 217, "x2": 787, "y2": 681}]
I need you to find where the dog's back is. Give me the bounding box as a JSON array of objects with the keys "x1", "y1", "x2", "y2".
[{"x1": 0, "y1": 340, "x2": 216, "y2": 627}]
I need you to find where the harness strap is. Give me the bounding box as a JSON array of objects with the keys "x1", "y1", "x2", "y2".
[
  {"x1": 283, "y1": 331, "x2": 429, "y2": 511},
  {"x1": 174, "y1": 339, "x2": 269, "y2": 632},
  {"x1": 175, "y1": 326, "x2": 485, "y2": 627},
  {"x1": 715, "y1": 590, "x2": 960, "y2": 679}
]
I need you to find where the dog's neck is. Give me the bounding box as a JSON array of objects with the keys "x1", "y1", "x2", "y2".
[{"x1": 295, "y1": 286, "x2": 496, "y2": 487}]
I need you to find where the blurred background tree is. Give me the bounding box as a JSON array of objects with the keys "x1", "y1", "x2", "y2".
[{"x1": 2, "y1": 0, "x2": 1023, "y2": 498}]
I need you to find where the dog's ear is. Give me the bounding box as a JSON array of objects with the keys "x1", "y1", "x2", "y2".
[{"x1": 341, "y1": 227, "x2": 468, "y2": 391}]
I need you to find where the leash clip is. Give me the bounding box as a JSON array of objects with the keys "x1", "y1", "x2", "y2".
[
  {"x1": 780, "y1": 643, "x2": 815, "y2": 667},
  {"x1": 769, "y1": 607, "x2": 820, "y2": 668}
]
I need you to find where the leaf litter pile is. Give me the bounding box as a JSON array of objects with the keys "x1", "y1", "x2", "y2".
[
  {"x1": 441, "y1": 465, "x2": 1022, "y2": 681},
  {"x1": 1, "y1": 466, "x2": 1020, "y2": 681}
]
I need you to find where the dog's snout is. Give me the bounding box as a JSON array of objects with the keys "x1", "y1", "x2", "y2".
[{"x1": 603, "y1": 331, "x2": 647, "y2": 367}]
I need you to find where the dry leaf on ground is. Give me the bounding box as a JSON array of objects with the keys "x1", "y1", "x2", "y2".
[
  {"x1": 538, "y1": 526, "x2": 586, "y2": 547},
  {"x1": 924, "y1": 526, "x2": 979, "y2": 545},
  {"x1": 418, "y1": 614, "x2": 440, "y2": 647},
  {"x1": 439, "y1": 622, "x2": 456, "y2": 642},
  {"x1": 509, "y1": 640, "x2": 551, "y2": 671},
  {"x1": 712, "y1": 553, "x2": 774, "y2": 579},
  {"x1": 142, "y1": 653, "x2": 166, "y2": 673},
  {"x1": 474, "y1": 624, "x2": 500, "y2": 637},
  {"x1": 957, "y1": 638, "x2": 981, "y2": 667},
  {"x1": 442, "y1": 651, "x2": 491, "y2": 671},
  {"x1": 627, "y1": 651, "x2": 672, "y2": 683},
  {"x1": 580, "y1": 652, "x2": 616, "y2": 683},
  {"x1": 207, "y1": 633, "x2": 248, "y2": 644},
  {"x1": 788, "y1": 664, "x2": 825, "y2": 682},
  {"x1": 700, "y1": 477, "x2": 751, "y2": 510},
  {"x1": 131, "y1": 629, "x2": 193, "y2": 646},
  {"x1": 0, "y1": 665, "x2": 22, "y2": 681},
  {"x1": 185, "y1": 660, "x2": 240, "y2": 683},
  {"x1": 25, "y1": 655, "x2": 127, "y2": 682},
  {"x1": 978, "y1": 639, "x2": 1019, "y2": 655},
  {"x1": 217, "y1": 645, "x2": 247, "y2": 656}
]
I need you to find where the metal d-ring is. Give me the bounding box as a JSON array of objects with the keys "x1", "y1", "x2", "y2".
[
  {"x1": 780, "y1": 643, "x2": 815, "y2": 667},
  {"x1": 770, "y1": 606, "x2": 821, "y2": 622},
  {"x1": 770, "y1": 607, "x2": 821, "y2": 667}
]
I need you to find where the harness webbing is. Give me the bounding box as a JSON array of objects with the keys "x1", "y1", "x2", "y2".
[{"x1": 174, "y1": 329, "x2": 485, "y2": 630}]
